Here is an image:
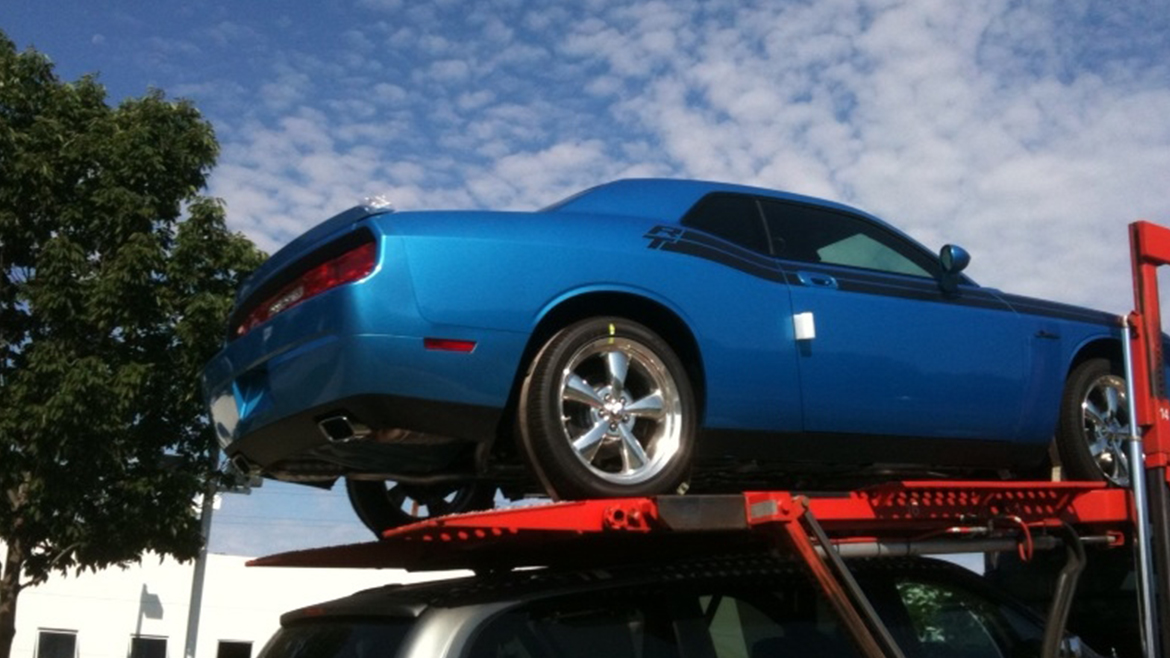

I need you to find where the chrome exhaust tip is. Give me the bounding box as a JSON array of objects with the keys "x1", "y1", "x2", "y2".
[{"x1": 317, "y1": 414, "x2": 372, "y2": 443}]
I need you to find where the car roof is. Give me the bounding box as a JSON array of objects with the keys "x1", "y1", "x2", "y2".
[
  {"x1": 278, "y1": 554, "x2": 983, "y2": 625},
  {"x1": 543, "y1": 178, "x2": 885, "y2": 225}
]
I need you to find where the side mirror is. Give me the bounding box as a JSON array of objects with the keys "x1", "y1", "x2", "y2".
[
  {"x1": 939, "y1": 244, "x2": 970, "y2": 274},
  {"x1": 938, "y1": 244, "x2": 970, "y2": 294}
]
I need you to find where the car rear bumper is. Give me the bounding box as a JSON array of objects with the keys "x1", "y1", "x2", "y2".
[{"x1": 203, "y1": 326, "x2": 518, "y2": 473}]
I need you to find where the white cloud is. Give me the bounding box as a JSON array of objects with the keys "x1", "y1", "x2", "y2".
[
  {"x1": 194, "y1": 0, "x2": 1170, "y2": 314},
  {"x1": 355, "y1": 0, "x2": 403, "y2": 11},
  {"x1": 423, "y1": 58, "x2": 472, "y2": 83},
  {"x1": 204, "y1": 20, "x2": 264, "y2": 48}
]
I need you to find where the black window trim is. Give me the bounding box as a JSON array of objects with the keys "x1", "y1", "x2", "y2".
[
  {"x1": 680, "y1": 192, "x2": 773, "y2": 257},
  {"x1": 679, "y1": 191, "x2": 984, "y2": 286},
  {"x1": 760, "y1": 197, "x2": 943, "y2": 280}
]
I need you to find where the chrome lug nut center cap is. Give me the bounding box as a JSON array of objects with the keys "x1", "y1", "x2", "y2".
[{"x1": 597, "y1": 392, "x2": 632, "y2": 432}]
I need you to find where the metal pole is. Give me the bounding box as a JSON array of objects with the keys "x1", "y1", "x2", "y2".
[
  {"x1": 184, "y1": 452, "x2": 218, "y2": 658},
  {"x1": 1039, "y1": 524, "x2": 1086, "y2": 658},
  {"x1": 1122, "y1": 316, "x2": 1159, "y2": 657}
]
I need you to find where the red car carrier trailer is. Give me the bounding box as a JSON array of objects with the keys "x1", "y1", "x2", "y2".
[{"x1": 247, "y1": 221, "x2": 1170, "y2": 658}]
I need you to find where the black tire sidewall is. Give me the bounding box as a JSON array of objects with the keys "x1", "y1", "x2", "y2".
[
  {"x1": 1056, "y1": 357, "x2": 1125, "y2": 484},
  {"x1": 519, "y1": 317, "x2": 695, "y2": 500},
  {"x1": 345, "y1": 479, "x2": 494, "y2": 536}
]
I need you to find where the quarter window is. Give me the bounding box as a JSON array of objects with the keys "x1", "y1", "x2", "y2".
[
  {"x1": 762, "y1": 200, "x2": 935, "y2": 278},
  {"x1": 681, "y1": 194, "x2": 771, "y2": 254}
]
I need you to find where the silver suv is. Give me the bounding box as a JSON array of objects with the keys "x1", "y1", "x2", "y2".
[{"x1": 256, "y1": 554, "x2": 1093, "y2": 658}]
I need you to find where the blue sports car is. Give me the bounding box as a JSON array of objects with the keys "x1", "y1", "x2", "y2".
[{"x1": 203, "y1": 179, "x2": 1132, "y2": 534}]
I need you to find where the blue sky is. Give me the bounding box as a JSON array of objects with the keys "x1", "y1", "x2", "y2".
[{"x1": 6, "y1": 0, "x2": 1170, "y2": 557}]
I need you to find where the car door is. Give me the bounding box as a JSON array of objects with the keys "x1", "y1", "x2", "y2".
[
  {"x1": 675, "y1": 194, "x2": 803, "y2": 434},
  {"x1": 761, "y1": 199, "x2": 1030, "y2": 442}
]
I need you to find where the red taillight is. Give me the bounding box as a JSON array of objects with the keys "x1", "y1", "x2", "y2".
[{"x1": 235, "y1": 241, "x2": 377, "y2": 337}]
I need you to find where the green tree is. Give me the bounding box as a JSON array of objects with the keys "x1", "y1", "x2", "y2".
[{"x1": 0, "y1": 33, "x2": 265, "y2": 658}]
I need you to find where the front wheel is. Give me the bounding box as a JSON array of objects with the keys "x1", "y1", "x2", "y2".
[
  {"x1": 518, "y1": 317, "x2": 696, "y2": 500},
  {"x1": 345, "y1": 479, "x2": 495, "y2": 537},
  {"x1": 1056, "y1": 358, "x2": 1131, "y2": 486}
]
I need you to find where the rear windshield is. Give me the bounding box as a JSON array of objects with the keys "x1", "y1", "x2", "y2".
[{"x1": 259, "y1": 621, "x2": 412, "y2": 658}]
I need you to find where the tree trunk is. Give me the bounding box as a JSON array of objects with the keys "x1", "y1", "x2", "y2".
[{"x1": 0, "y1": 535, "x2": 24, "y2": 658}]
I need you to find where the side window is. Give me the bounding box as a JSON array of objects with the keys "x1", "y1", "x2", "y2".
[
  {"x1": 701, "y1": 592, "x2": 860, "y2": 658},
  {"x1": 681, "y1": 194, "x2": 771, "y2": 254},
  {"x1": 467, "y1": 601, "x2": 676, "y2": 658},
  {"x1": 894, "y1": 578, "x2": 1044, "y2": 658},
  {"x1": 762, "y1": 200, "x2": 935, "y2": 278}
]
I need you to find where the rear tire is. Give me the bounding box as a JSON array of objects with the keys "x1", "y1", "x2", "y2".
[
  {"x1": 518, "y1": 317, "x2": 695, "y2": 500},
  {"x1": 345, "y1": 478, "x2": 495, "y2": 537},
  {"x1": 1056, "y1": 358, "x2": 1130, "y2": 486}
]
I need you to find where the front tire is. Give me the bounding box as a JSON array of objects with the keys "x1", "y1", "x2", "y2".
[
  {"x1": 518, "y1": 317, "x2": 695, "y2": 500},
  {"x1": 345, "y1": 479, "x2": 495, "y2": 537},
  {"x1": 1056, "y1": 358, "x2": 1131, "y2": 486}
]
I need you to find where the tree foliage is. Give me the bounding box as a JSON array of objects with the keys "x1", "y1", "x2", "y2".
[{"x1": 0, "y1": 31, "x2": 265, "y2": 658}]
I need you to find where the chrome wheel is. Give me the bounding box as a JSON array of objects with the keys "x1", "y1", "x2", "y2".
[
  {"x1": 1079, "y1": 373, "x2": 1130, "y2": 486},
  {"x1": 557, "y1": 337, "x2": 684, "y2": 485},
  {"x1": 520, "y1": 317, "x2": 695, "y2": 499}
]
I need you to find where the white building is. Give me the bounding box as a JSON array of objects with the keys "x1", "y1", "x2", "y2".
[{"x1": 1, "y1": 543, "x2": 452, "y2": 658}]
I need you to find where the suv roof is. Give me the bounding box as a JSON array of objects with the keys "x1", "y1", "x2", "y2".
[
  {"x1": 264, "y1": 554, "x2": 1082, "y2": 658},
  {"x1": 282, "y1": 554, "x2": 984, "y2": 622}
]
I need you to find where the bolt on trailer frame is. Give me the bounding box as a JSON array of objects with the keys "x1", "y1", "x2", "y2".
[{"x1": 252, "y1": 482, "x2": 1131, "y2": 658}]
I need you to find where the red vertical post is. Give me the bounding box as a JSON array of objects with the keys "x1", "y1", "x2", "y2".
[
  {"x1": 1129, "y1": 221, "x2": 1170, "y2": 469},
  {"x1": 1129, "y1": 220, "x2": 1170, "y2": 658}
]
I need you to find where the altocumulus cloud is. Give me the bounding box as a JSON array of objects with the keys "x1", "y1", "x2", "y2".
[{"x1": 190, "y1": 0, "x2": 1170, "y2": 311}]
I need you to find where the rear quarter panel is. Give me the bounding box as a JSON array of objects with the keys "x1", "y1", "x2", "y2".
[{"x1": 382, "y1": 210, "x2": 804, "y2": 433}]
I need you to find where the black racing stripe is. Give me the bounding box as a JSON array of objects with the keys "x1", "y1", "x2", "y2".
[
  {"x1": 782, "y1": 265, "x2": 1012, "y2": 311},
  {"x1": 646, "y1": 225, "x2": 1112, "y2": 324},
  {"x1": 840, "y1": 280, "x2": 1010, "y2": 311},
  {"x1": 999, "y1": 294, "x2": 1117, "y2": 325},
  {"x1": 659, "y1": 240, "x2": 786, "y2": 282},
  {"x1": 646, "y1": 225, "x2": 786, "y2": 282},
  {"x1": 675, "y1": 228, "x2": 779, "y2": 270}
]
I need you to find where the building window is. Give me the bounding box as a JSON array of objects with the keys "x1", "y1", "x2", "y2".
[
  {"x1": 216, "y1": 641, "x2": 252, "y2": 658},
  {"x1": 36, "y1": 630, "x2": 77, "y2": 658},
  {"x1": 129, "y1": 636, "x2": 167, "y2": 658}
]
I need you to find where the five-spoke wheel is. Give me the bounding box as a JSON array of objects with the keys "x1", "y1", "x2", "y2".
[
  {"x1": 519, "y1": 317, "x2": 695, "y2": 499},
  {"x1": 1057, "y1": 358, "x2": 1131, "y2": 487}
]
